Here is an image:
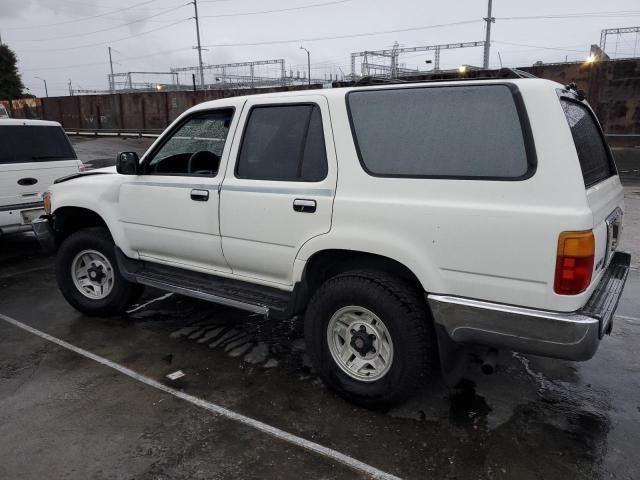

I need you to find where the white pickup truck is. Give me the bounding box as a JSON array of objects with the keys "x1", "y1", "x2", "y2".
[{"x1": 34, "y1": 74, "x2": 630, "y2": 407}]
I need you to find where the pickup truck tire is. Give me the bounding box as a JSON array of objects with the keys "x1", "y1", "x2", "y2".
[
  {"x1": 305, "y1": 270, "x2": 437, "y2": 408},
  {"x1": 55, "y1": 227, "x2": 143, "y2": 317}
]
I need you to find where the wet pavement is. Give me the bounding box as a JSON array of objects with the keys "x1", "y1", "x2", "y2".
[
  {"x1": 70, "y1": 135, "x2": 155, "y2": 169},
  {"x1": 0, "y1": 137, "x2": 639, "y2": 479}
]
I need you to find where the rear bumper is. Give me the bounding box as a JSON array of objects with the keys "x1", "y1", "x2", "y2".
[
  {"x1": 31, "y1": 216, "x2": 56, "y2": 254},
  {"x1": 0, "y1": 201, "x2": 45, "y2": 235},
  {"x1": 428, "y1": 251, "x2": 631, "y2": 361}
]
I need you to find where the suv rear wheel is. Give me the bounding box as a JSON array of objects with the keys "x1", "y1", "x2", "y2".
[
  {"x1": 55, "y1": 227, "x2": 142, "y2": 317},
  {"x1": 304, "y1": 270, "x2": 437, "y2": 408}
]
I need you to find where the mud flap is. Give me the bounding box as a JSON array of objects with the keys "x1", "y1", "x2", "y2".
[{"x1": 435, "y1": 324, "x2": 468, "y2": 387}]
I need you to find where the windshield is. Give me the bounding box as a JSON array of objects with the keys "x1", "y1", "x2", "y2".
[{"x1": 0, "y1": 125, "x2": 77, "y2": 164}]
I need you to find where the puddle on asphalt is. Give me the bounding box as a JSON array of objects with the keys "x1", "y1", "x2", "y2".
[{"x1": 448, "y1": 379, "x2": 491, "y2": 429}]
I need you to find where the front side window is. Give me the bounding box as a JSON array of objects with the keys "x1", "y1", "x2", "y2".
[
  {"x1": 347, "y1": 85, "x2": 532, "y2": 179},
  {"x1": 0, "y1": 126, "x2": 76, "y2": 164},
  {"x1": 236, "y1": 104, "x2": 328, "y2": 182},
  {"x1": 145, "y1": 109, "x2": 233, "y2": 176}
]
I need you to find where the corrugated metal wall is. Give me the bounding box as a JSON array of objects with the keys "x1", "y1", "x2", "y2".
[
  {"x1": 522, "y1": 58, "x2": 640, "y2": 135},
  {"x1": 41, "y1": 85, "x2": 321, "y2": 131}
]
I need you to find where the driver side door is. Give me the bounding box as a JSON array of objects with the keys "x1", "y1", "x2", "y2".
[{"x1": 119, "y1": 106, "x2": 238, "y2": 274}]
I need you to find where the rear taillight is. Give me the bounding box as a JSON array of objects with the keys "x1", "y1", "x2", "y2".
[{"x1": 554, "y1": 230, "x2": 595, "y2": 295}]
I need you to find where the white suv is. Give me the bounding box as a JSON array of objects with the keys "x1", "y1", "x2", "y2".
[
  {"x1": 0, "y1": 119, "x2": 83, "y2": 235},
  {"x1": 34, "y1": 75, "x2": 630, "y2": 407}
]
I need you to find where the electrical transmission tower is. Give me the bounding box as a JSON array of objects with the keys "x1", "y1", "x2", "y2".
[
  {"x1": 171, "y1": 59, "x2": 288, "y2": 89},
  {"x1": 351, "y1": 41, "x2": 486, "y2": 78},
  {"x1": 600, "y1": 26, "x2": 640, "y2": 58}
]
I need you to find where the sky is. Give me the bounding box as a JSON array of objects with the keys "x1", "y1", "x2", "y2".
[{"x1": 1, "y1": 0, "x2": 640, "y2": 97}]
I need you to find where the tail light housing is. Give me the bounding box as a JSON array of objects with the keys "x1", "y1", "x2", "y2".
[{"x1": 554, "y1": 230, "x2": 595, "y2": 295}]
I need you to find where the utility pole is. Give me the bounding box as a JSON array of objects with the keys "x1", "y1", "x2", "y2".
[
  {"x1": 35, "y1": 77, "x2": 48, "y2": 97},
  {"x1": 191, "y1": 0, "x2": 205, "y2": 89},
  {"x1": 483, "y1": 0, "x2": 495, "y2": 69},
  {"x1": 68, "y1": 79, "x2": 73, "y2": 96},
  {"x1": 300, "y1": 46, "x2": 311, "y2": 87},
  {"x1": 108, "y1": 46, "x2": 115, "y2": 93}
]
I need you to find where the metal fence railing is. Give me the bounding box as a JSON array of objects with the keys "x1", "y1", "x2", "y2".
[{"x1": 65, "y1": 128, "x2": 162, "y2": 138}]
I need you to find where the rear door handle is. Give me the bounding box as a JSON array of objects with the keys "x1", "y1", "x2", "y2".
[
  {"x1": 190, "y1": 189, "x2": 209, "y2": 201},
  {"x1": 293, "y1": 198, "x2": 316, "y2": 213}
]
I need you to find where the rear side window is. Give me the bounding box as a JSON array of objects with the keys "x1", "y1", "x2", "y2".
[
  {"x1": 560, "y1": 99, "x2": 615, "y2": 188},
  {"x1": 347, "y1": 85, "x2": 532, "y2": 179},
  {"x1": 236, "y1": 104, "x2": 328, "y2": 182},
  {"x1": 0, "y1": 125, "x2": 76, "y2": 164}
]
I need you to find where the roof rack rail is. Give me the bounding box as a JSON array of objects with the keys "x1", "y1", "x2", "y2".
[
  {"x1": 496, "y1": 67, "x2": 537, "y2": 79},
  {"x1": 354, "y1": 75, "x2": 409, "y2": 86},
  {"x1": 348, "y1": 68, "x2": 538, "y2": 87}
]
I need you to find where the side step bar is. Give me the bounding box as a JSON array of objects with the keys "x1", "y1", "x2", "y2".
[
  {"x1": 134, "y1": 276, "x2": 270, "y2": 316},
  {"x1": 115, "y1": 248, "x2": 293, "y2": 317}
]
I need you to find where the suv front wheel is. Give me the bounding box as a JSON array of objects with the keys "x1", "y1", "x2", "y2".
[
  {"x1": 55, "y1": 227, "x2": 143, "y2": 317},
  {"x1": 304, "y1": 270, "x2": 437, "y2": 408}
]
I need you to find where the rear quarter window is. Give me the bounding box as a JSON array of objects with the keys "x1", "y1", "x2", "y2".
[
  {"x1": 346, "y1": 84, "x2": 534, "y2": 179},
  {"x1": 559, "y1": 98, "x2": 615, "y2": 188},
  {"x1": 0, "y1": 125, "x2": 76, "y2": 164}
]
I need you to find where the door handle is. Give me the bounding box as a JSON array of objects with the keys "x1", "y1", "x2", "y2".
[
  {"x1": 190, "y1": 189, "x2": 209, "y2": 201},
  {"x1": 293, "y1": 198, "x2": 316, "y2": 213}
]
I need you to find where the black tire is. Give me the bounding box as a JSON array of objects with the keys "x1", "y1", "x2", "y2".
[
  {"x1": 304, "y1": 270, "x2": 437, "y2": 408},
  {"x1": 55, "y1": 227, "x2": 143, "y2": 317}
]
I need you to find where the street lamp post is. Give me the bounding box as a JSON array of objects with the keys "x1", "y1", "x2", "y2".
[
  {"x1": 300, "y1": 46, "x2": 311, "y2": 88},
  {"x1": 35, "y1": 77, "x2": 48, "y2": 97}
]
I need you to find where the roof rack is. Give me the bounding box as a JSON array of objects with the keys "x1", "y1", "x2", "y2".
[
  {"x1": 353, "y1": 75, "x2": 409, "y2": 86},
  {"x1": 347, "y1": 68, "x2": 538, "y2": 87},
  {"x1": 496, "y1": 67, "x2": 537, "y2": 79}
]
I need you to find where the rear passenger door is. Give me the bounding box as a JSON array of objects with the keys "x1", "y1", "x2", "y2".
[{"x1": 220, "y1": 96, "x2": 336, "y2": 285}]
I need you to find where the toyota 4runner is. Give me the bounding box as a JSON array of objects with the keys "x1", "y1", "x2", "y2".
[{"x1": 34, "y1": 75, "x2": 631, "y2": 407}]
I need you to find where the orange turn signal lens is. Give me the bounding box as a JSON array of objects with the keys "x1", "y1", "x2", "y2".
[
  {"x1": 42, "y1": 191, "x2": 51, "y2": 215},
  {"x1": 554, "y1": 230, "x2": 595, "y2": 295}
]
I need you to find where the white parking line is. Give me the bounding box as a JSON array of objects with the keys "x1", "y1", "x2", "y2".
[
  {"x1": 616, "y1": 314, "x2": 640, "y2": 324},
  {"x1": 126, "y1": 292, "x2": 174, "y2": 313},
  {"x1": 0, "y1": 313, "x2": 402, "y2": 480}
]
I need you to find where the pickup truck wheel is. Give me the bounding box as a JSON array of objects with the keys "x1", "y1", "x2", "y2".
[
  {"x1": 305, "y1": 270, "x2": 437, "y2": 408},
  {"x1": 55, "y1": 227, "x2": 143, "y2": 317}
]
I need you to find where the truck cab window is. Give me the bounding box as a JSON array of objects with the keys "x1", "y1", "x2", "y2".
[{"x1": 145, "y1": 109, "x2": 233, "y2": 176}]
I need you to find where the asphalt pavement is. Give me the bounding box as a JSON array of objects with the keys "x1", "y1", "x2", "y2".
[{"x1": 0, "y1": 136, "x2": 639, "y2": 479}]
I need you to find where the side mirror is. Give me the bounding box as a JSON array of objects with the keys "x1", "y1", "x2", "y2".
[{"x1": 116, "y1": 152, "x2": 140, "y2": 175}]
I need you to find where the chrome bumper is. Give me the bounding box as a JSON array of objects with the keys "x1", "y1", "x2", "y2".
[
  {"x1": 31, "y1": 217, "x2": 56, "y2": 254},
  {"x1": 428, "y1": 252, "x2": 631, "y2": 361}
]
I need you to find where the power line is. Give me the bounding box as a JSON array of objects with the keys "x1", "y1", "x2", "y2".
[
  {"x1": 11, "y1": 4, "x2": 188, "y2": 43},
  {"x1": 493, "y1": 40, "x2": 589, "y2": 53},
  {"x1": 203, "y1": 20, "x2": 482, "y2": 48},
  {"x1": 497, "y1": 10, "x2": 640, "y2": 21},
  {"x1": 22, "y1": 46, "x2": 193, "y2": 72},
  {"x1": 18, "y1": 18, "x2": 190, "y2": 53},
  {"x1": 51, "y1": 0, "x2": 124, "y2": 11},
  {"x1": 200, "y1": 0, "x2": 356, "y2": 19},
  {"x1": 5, "y1": 0, "x2": 164, "y2": 31}
]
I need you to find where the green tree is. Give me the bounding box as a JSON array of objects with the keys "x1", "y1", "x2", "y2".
[{"x1": 0, "y1": 43, "x2": 26, "y2": 100}]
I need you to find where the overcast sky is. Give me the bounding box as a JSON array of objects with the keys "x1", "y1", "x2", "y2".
[{"x1": 1, "y1": 0, "x2": 640, "y2": 97}]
